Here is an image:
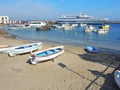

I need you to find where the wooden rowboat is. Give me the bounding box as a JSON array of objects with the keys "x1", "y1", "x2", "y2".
[
  {"x1": 8, "y1": 42, "x2": 42, "y2": 56},
  {"x1": 29, "y1": 46, "x2": 64, "y2": 64}
]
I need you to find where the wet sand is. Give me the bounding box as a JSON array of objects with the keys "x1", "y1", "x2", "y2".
[{"x1": 0, "y1": 30, "x2": 120, "y2": 90}]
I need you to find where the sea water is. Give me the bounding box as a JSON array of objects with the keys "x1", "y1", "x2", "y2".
[{"x1": 3, "y1": 24, "x2": 120, "y2": 51}]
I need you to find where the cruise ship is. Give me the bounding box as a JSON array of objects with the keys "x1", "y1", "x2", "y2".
[{"x1": 57, "y1": 13, "x2": 108, "y2": 25}]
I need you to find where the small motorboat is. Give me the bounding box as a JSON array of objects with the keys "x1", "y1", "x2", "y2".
[
  {"x1": 8, "y1": 42, "x2": 42, "y2": 56},
  {"x1": 84, "y1": 25, "x2": 95, "y2": 33},
  {"x1": 29, "y1": 46, "x2": 64, "y2": 64},
  {"x1": 114, "y1": 70, "x2": 120, "y2": 88},
  {"x1": 99, "y1": 25, "x2": 110, "y2": 30},
  {"x1": 85, "y1": 46, "x2": 99, "y2": 53}
]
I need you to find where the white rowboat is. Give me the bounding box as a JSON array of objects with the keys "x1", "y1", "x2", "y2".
[
  {"x1": 0, "y1": 46, "x2": 17, "y2": 54},
  {"x1": 8, "y1": 42, "x2": 42, "y2": 56},
  {"x1": 29, "y1": 46, "x2": 64, "y2": 64}
]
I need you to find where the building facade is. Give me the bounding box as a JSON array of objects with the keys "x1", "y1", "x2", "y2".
[{"x1": 0, "y1": 16, "x2": 9, "y2": 24}]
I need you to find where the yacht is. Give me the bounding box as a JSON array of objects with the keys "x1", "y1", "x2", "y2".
[{"x1": 57, "y1": 13, "x2": 108, "y2": 25}]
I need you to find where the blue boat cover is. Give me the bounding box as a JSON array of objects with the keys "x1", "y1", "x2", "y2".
[
  {"x1": 36, "y1": 48, "x2": 62, "y2": 57},
  {"x1": 86, "y1": 46, "x2": 99, "y2": 53}
]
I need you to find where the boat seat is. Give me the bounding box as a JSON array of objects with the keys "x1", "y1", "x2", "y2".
[
  {"x1": 28, "y1": 45, "x2": 32, "y2": 47},
  {"x1": 50, "y1": 48, "x2": 61, "y2": 53},
  {"x1": 16, "y1": 46, "x2": 24, "y2": 49},
  {"x1": 46, "y1": 50, "x2": 54, "y2": 55},
  {"x1": 36, "y1": 52, "x2": 47, "y2": 57}
]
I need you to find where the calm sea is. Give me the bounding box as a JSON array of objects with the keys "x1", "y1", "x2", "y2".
[{"x1": 2, "y1": 24, "x2": 120, "y2": 52}]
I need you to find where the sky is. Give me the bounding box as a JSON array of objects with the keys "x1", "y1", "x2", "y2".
[{"x1": 0, "y1": 0, "x2": 120, "y2": 20}]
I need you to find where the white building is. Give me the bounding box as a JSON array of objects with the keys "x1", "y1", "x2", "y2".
[
  {"x1": 0, "y1": 16, "x2": 9, "y2": 24},
  {"x1": 28, "y1": 21, "x2": 47, "y2": 27}
]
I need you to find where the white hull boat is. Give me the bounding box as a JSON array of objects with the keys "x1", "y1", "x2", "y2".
[
  {"x1": 29, "y1": 46, "x2": 64, "y2": 64},
  {"x1": 84, "y1": 25, "x2": 95, "y2": 33},
  {"x1": 8, "y1": 42, "x2": 42, "y2": 56},
  {"x1": 114, "y1": 70, "x2": 120, "y2": 88},
  {"x1": 97, "y1": 29, "x2": 108, "y2": 34},
  {"x1": 0, "y1": 46, "x2": 17, "y2": 54}
]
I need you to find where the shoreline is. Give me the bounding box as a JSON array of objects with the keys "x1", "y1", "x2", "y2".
[
  {"x1": 2, "y1": 24, "x2": 120, "y2": 53},
  {"x1": 0, "y1": 29, "x2": 120, "y2": 90},
  {"x1": 12, "y1": 32, "x2": 120, "y2": 55}
]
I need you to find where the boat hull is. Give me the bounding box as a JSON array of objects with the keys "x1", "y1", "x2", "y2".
[
  {"x1": 8, "y1": 42, "x2": 42, "y2": 56},
  {"x1": 30, "y1": 46, "x2": 64, "y2": 64},
  {"x1": 0, "y1": 46, "x2": 18, "y2": 54},
  {"x1": 114, "y1": 70, "x2": 120, "y2": 88},
  {"x1": 85, "y1": 46, "x2": 99, "y2": 53}
]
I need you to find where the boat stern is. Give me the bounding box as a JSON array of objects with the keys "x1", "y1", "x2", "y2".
[{"x1": 29, "y1": 55, "x2": 37, "y2": 65}]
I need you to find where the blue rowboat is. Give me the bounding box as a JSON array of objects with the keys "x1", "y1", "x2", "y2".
[
  {"x1": 8, "y1": 42, "x2": 42, "y2": 56},
  {"x1": 85, "y1": 46, "x2": 99, "y2": 53},
  {"x1": 29, "y1": 46, "x2": 64, "y2": 64}
]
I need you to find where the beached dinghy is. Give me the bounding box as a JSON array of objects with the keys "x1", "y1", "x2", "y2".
[
  {"x1": 29, "y1": 46, "x2": 64, "y2": 64},
  {"x1": 8, "y1": 42, "x2": 42, "y2": 56},
  {"x1": 85, "y1": 46, "x2": 99, "y2": 53},
  {"x1": 0, "y1": 46, "x2": 17, "y2": 54},
  {"x1": 114, "y1": 70, "x2": 120, "y2": 88}
]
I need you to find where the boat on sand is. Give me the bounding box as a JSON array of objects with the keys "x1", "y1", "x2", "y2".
[
  {"x1": 29, "y1": 46, "x2": 64, "y2": 64},
  {"x1": 8, "y1": 42, "x2": 42, "y2": 56},
  {"x1": 0, "y1": 46, "x2": 16, "y2": 54},
  {"x1": 85, "y1": 46, "x2": 99, "y2": 53},
  {"x1": 114, "y1": 70, "x2": 120, "y2": 88}
]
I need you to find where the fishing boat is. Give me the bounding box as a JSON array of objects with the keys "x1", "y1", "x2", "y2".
[
  {"x1": 85, "y1": 46, "x2": 99, "y2": 53},
  {"x1": 114, "y1": 70, "x2": 120, "y2": 88},
  {"x1": 97, "y1": 25, "x2": 110, "y2": 34},
  {"x1": 8, "y1": 42, "x2": 42, "y2": 56},
  {"x1": 29, "y1": 46, "x2": 64, "y2": 64},
  {"x1": 84, "y1": 25, "x2": 95, "y2": 33},
  {"x1": 99, "y1": 25, "x2": 110, "y2": 30}
]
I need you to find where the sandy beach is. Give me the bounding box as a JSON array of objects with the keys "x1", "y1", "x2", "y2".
[{"x1": 0, "y1": 30, "x2": 120, "y2": 90}]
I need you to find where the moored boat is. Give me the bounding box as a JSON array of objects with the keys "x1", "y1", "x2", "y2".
[
  {"x1": 99, "y1": 25, "x2": 110, "y2": 30},
  {"x1": 97, "y1": 24, "x2": 110, "y2": 34},
  {"x1": 97, "y1": 29, "x2": 108, "y2": 34},
  {"x1": 29, "y1": 46, "x2": 64, "y2": 64},
  {"x1": 84, "y1": 25, "x2": 95, "y2": 33},
  {"x1": 8, "y1": 42, "x2": 42, "y2": 56}
]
